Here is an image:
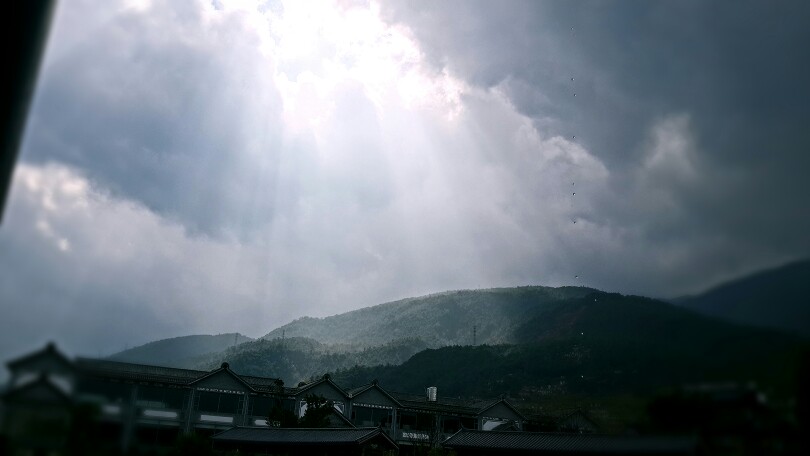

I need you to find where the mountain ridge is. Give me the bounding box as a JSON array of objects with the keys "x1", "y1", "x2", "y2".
[
  {"x1": 675, "y1": 259, "x2": 810, "y2": 336},
  {"x1": 330, "y1": 292, "x2": 804, "y2": 401},
  {"x1": 105, "y1": 260, "x2": 809, "y2": 393},
  {"x1": 108, "y1": 333, "x2": 253, "y2": 368},
  {"x1": 262, "y1": 285, "x2": 598, "y2": 346}
]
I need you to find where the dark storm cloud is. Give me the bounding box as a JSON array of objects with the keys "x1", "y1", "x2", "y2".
[
  {"x1": 2, "y1": 0, "x2": 809, "y2": 367},
  {"x1": 23, "y1": 0, "x2": 286, "y2": 237},
  {"x1": 381, "y1": 0, "x2": 810, "y2": 290}
]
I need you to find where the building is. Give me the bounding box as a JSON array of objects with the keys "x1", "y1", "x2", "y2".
[
  {"x1": 442, "y1": 430, "x2": 697, "y2": 455},
  {"x1": 1, "y1": 343, "x2": 525, "y2": 454},
  {"x1": 211, "y1": 426, "x2": 399, "y2": 454}
]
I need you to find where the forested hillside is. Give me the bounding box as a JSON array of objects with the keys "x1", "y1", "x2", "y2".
[
  {"x1": 262, "y1": 286, "x2": 596, "y2": 346},
  {"x1": 101, "y1": 266, "x2": 809, "y2": 434},
  {"x1": 331, "y1": 293, "x2": 805, "y2": 401},
  {"x1": 109, "y1": 333, "x2": 253, "y2": 367},
  {"x1": 189, "y1": 336, "x2": 430, "y2": 384},
  {"x1": 676, "y1": 259, "x2": 810, "y2": 336},
  {"x1": 106, "y1": 263, "x2": 809, "y2": 404}
]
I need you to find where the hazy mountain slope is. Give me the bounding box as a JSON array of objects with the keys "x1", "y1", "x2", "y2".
[
  {"x1": 106, "y1": 260, "x2": 809, "y2": 388},
  {"x1": 190, "y1": 336, "x2": 430, "y2": 384},
  {"x1": 675, "y1": 259, "x2": 810, "y2": 337},
  {"x1": 262, "y1": 286, "x2": 596, "y2": 346},
  {"x1": 108, "y1": 333, "x2": 253, "y2": 367},
  {"x1": 331, "y1": 292, "x2": 805, "y2": 400}
]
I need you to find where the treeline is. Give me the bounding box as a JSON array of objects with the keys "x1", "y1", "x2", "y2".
[
  {"x1": 329, "y1": 294, "x2": 807, "y2": 401},
  {"x1": 190, "y1": 336, "x2": 430, "y2": 384}
]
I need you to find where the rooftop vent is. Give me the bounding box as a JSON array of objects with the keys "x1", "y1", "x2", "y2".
[{"x1": 427, "y1": 386, "x2": 437, "y2": 402}]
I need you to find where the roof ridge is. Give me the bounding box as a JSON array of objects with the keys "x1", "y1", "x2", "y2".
[{"x1": 76, "y1": 357, "x2": 208, "y2": 375}]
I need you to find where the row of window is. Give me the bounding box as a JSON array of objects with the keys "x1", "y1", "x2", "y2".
[
  {"x1": 78, "y1": 381, "x2": 501, "y2": 431},
  {"x1": 350, "y1": 406, "x2": 477, "y2": 433}
]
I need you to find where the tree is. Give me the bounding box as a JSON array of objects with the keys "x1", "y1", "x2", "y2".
[
  {"x1": 298, "y1": 394, "x2": 334, "y2": 428},
  {"x1": 267, "y1": 399, "x2": 298, "y2": 428}
]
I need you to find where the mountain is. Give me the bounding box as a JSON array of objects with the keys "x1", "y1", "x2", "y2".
[
  {"x1": 675, "y1": 259, "x2": 810, "y2": 337},
  {"x1": 104, "y1": 260, "x2": 810, "y2": 395},
  {"x1": 108, "y1": 333, "x2": 253, "y2": 367},
  {"x1": 262, "y1": 286, "x2": 597, "y2": 346},
  {"x1": 189, "y1": 336, "x2": 430, "y2": 385},
  {"x1": 331, "y1": 292, "x2": 805, "y2": 400}
]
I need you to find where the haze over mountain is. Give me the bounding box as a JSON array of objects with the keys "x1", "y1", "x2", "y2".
[
  {"x1": 109, "y1": 333, "x2": 253, "y2": 368},
  {"x1": 330, "y1": 292, "x2": 803, "y2": 401},
  {"x1": 189, "y1": 336, "x2": 431, "y2": 386},
  {"x1": 210, "y1": 289, "x2": 804, "y2": 405},
  {"x1": 675, "y1": 259, "x2": 810, "y2": 337},
  {"x1": 261, "y1": 286, "x2": 596, "y2": 347},
  {"x1": 104, "y1": 261, "x2": 808, "y2": 401}
]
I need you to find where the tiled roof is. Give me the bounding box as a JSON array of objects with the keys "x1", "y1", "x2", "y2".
[
  {"x1": 346, "y1": 384, "x2": 371, "y2": 396},
  {"x1": 390, "y1": 391, "x2": 522, "y2": 416},
  {"x1": 6, "y1": 342, "x2": 73, "y2": 371},
  {"x1": 391, "y1": 391, "x2": 483, "y2": 407},
  {"x1": 241, "y1": 375, "x2": 282, "y2": 387},
  {"x1": 1, "y1": 375, "x2": 73, "y2": 403},
  {"x1": 396, "y1": 398, "x2": 479, "y2": 415},
  {"x1": 75, "y1": 358, "x2": 288, "y2": 392},
  {"x1": 478, "y1": 397, "x2": 527, "y2": 420},
  {"x1": 293, "y1": 375, "x2": 350, "y2": 398},
  {"x1": 345, "y1": 382, "x2": 402, "y2": 407},
  {"x1": 212, "y1": 426, "x2": 396, "y2": 447},
  {"x1": 75, "y1": 358, "x2": 204, "y2": 385},
  {"x1": 241, "y1": 375, "x2": 296, "y2": 394},
  {"x1": 443, "y1": 430, "x2": 697, "y2": 454}
]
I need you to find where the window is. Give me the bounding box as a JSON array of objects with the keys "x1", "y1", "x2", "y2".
[
  {"x1": 197, "y1": 391, "x2": 241, "y2": 414},
  {"x1": 136, "y1": 386, "x2": 185, "y2": 410},
  {"x1": 352, "y1": 406, "x2": 391, "y2": 427}
]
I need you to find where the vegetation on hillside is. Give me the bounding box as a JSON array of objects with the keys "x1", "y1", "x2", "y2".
[
  {"x1": 330, "y1": 293, "x2": 805, "y2": 401},
  {"x1": 261, "y1": 286, "x2": 596, "y2": 346},
  {"x1": 676, "y1": 259, "x2": 810, "y2": 337},
  {"x1": 103, "y1": 267, "x2": 810, "y2": 433},
  {"x1": 190, "y1": 336, "x2": 430, "y2": 384},
  {"x1": 108, "y1": 333, "x2": 253, "y2": 367}
]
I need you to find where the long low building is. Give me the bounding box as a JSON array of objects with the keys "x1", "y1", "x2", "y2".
[
  {"x1": 211, "y1": 426, "x2": 399, "y2": 454},
  {"x1": 1, "y1": 343, "x2": 526, "y2": 454},
  {"x1": 442, "y1": 430, "x2": 697, "y2": 455}
]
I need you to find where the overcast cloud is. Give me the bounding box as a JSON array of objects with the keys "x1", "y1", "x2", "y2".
[{"x1": 1, "y1": 0, "x2": 808, "y2": 361}]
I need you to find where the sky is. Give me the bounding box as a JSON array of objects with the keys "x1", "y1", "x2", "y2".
[{"x1": 1, "y1": 0, "x2": 809, "y2": 361}]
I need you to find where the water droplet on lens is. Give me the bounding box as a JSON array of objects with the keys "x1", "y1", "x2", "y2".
[
  {"x1": 575, "y1": 275, "x2": 579, "y2": 279},
  {"x1": 572, "y1": 135, "x2": 576, "y2": 139},
  {"x1": 571, "y1": 77, "x2": 575, "y2": 81},
  {"x1": 572, "y1": 192, "x2": 576, "y2": 196}
]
